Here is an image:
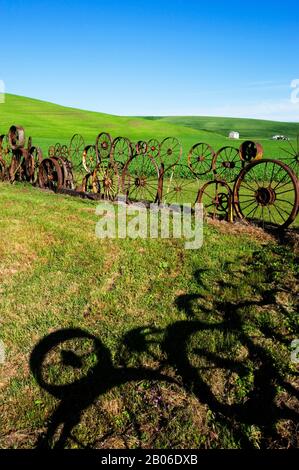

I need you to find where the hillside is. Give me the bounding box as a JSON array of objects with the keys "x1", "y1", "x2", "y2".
[{"x1": 0, "y1": 94, "x2": 298, "y2": 159}]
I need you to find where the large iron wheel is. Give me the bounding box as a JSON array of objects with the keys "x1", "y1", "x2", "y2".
[
  {"x1": 159, "y1": 137, "x2": 182, "y2": 171},
  {"x1": 239, "y1": 141, "x2": 263, "y2": 162},
  {"x1": 96, "y1": 132, "x2": 113, "y2": 162},
  {"x1": 69, "y1": 134, "x2": 85, "y2": 166},
  {"x1": 233, "y1": 159, "x2": 299, "y2": 229},
  {"x1": 197, "y1": 180, "x2": 233, "y2": 220},
  {"x1": 94, "y1": 162, "x2": 119, "y2": 200},
  {"x1": 188, "y1": 142, "x2": 215, "y2": 176},
  {"x1": 38, "y1": 158, "x2": 63, "y2": 192},
  {"x1": 213, "y1": 146, "x2": 243, "y2": 183},
  {"x1": 122, "y1": 154, "x2": 159, "y2": 202},
  {"x1": 111, "y1": 137, "x2": 132, "y2": 174}
]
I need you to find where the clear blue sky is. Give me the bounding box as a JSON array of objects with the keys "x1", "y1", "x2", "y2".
[{"x1": 1, "y1": 0, "x2": 299, "y2": 120}]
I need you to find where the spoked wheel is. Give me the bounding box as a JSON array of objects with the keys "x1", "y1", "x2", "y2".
[
  {"x1": 94, "y1": 162, "x2": 119, "y2": 200},
  {"x1": 197, "y1": 180, "x2": 233, "y2": 220},
  {"x1": 239, "y1": 141, "x2": 263, "y2": 162},
  {"x1": 111, "y1": 137, "x2": 132, "y2": 175},
  {"x1": 122, "y1": 154, "x2": 159, "y2": 202},
  {"x1": 8, "y1": 125, "x2": 25, "y2": 150},
  {"x1": 0, "y1": 134, "x2": 12, "y2": 167},
  {"x1": 188, "y1": 142, "x2": 215, "y2": 176},
  {"x1": 213, "y1": 146, "x2": 243, "y2": 183},
  {"x1": 38, "y1": 158, "x2": 63, "y2": 192},
  {"x1": 162, "y1": 164, "x2": 200, "y2": 205},
  {"x1": 147, "y1": 139, "x2": 160, "y2": 160},
  {"x1": 82, "y1": 145, "x2": 97, "y2": 173},
  {"x1": 0, "y1": 158, "x2": 6, "y2": 181},
  {"x1": 159, "y1": 137, "x2": 182, "y2": 171},
  {"x1": 280, "y1": 134, "x2": 299, "y2": 178},
  {"x1": 60, "y1": 145, "x2": 69, "y2": 160},
  {"x1": 69, "y1": 134, "x2": 85, "y2": 167},
  {"x1": 233, "y1": 159, "x2": 299, "y2": 229},
  {"x1": 9, "y1": 149, "x2": 27, "y2": 182},
  {"x1": 96, "y1": 132, "x2": 112, "y2": 162}
]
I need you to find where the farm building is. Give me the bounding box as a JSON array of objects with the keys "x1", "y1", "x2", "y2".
[{"x1": 229, "y1": 131, "x2": 240, "y2": 139}]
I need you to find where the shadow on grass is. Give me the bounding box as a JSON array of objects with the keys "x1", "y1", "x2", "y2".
[{"x1": 30, "y1": 247, "x2": 298, "y2": 449}]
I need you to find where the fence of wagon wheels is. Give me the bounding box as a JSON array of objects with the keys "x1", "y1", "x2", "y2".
[{"x1": 1, "y1": 125, "x2": 298, "y2": 230}]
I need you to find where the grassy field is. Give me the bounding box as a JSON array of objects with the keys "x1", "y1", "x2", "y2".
[
  {"x1": 0, "y1": 183, "x2": 298, "y2": 449},
  {"x1": 1, "y1": 94, "x2": 298, "y2": 161},
  {"x1": 0, "y1": 95, "x2": 298, "y2": 449}
]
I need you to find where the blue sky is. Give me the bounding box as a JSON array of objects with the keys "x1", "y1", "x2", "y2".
[{"x1": 0, "y1": 0, "x2": 299, "y2": 120}]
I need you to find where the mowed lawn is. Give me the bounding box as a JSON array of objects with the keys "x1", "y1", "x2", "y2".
[{"x1": 0, "y1": 182, "x2": 298, "y2": 449}]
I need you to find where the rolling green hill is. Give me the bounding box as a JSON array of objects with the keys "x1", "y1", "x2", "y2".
[{"x1": 0, "y1": 94, "x2": 298, "y2": 159}]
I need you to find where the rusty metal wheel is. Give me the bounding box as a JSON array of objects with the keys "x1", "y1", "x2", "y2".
[
  {"x1": 188, "y1": 142, "x2": 215, "y2": 176},
  {"x1": 94, "y1": 162, "x2": 119, "y2": 200},
  {"x1": 8, "y1": 125, "x2": 25, "y2": 150},
  {"x1": 239, "y1": 141, "x2": 263, "y2": 162},
  {"x1": 9, "y1": 149, "x2": 28, "y2": 182},
  {"x1": 122, "y1": 153, "x2": 159, "y2": 202},
  {"x1": 0, "y1": 134, "x2": 12, "y2": 167},
  {"x1": 233, "y1": 159, "x2": 299, "y2": 229},
  {"x1": 0, "y1": 158, "x2": 6, "y2": 181},
  {"x1": 69, "y1": 134, "x2": 85, "y2": 165},
  {"x1": 111, "y1": 137, "x2": 132, "y2": 174},
  {"x1": 197, "y1": 180, "x2": 233, "y2": 220},
  {"x1": 159, "y1": 137, "x2": 182, "y2": 171},
  {"x1": 147, "y1": 139, "x2": 160, "y2": 160},
  {"x1": 82, "y1": 145, "x2": 97, "y2": 173},
  {"x1": 96, "y1": 132, "x2": 112, "y2": 162},
  {"x1": 280, "y1": 134, "x2": 299, "y2": 178},
  {"x1": 213, "y1": 146, "x2": 243, "y2": 183},
  {"x1": 162, "y1": 164, "x2": 200, "y2": 205},
  {"x1": 38, "y1": 158, "x2": 63, "y2": 192}
]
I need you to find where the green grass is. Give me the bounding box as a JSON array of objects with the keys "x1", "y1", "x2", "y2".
[
  {"x1": 0, "y1": 183, "x2": 298, "y2": 449},
  {"x1": 0, "y1": 94, "x2": 298, "y2": 161}
]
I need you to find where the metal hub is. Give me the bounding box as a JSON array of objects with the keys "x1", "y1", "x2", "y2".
[
  {"x1": 222, "y1": 161, "x2": 235, "y2": 169},
  {"x1": 255, "y1": 187, "x2": 276, "y2": 206}
]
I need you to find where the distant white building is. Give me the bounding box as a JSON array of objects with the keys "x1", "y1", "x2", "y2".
[
  {"x1": 272, "y1": 135, "x2": 289, "y2": 141},
  {"x1": 229, "y1": 131, "x2": 239, "y2": 139}
]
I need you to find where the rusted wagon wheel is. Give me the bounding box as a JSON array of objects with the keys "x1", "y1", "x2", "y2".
[
  {"x1": 239, "y1": 141, "x2": 263, "y2": 162},
  {"x1": 8, "y1": 125, "x2": 25, "y2": 150},
  {"x1": 147, "y1": 139, "x2": 160, "y2": 160},
  {"x1": 159, "y1": 137, "x2": 182, "y2": 171},
  {"x1": 233, "y1": 159, "x2": 299, "y2": 229},
  {"x1": 93, "y1": 162, "x2": 119, "y2": 200},
  {"x1": 197, "y1": 180, "x2": 233, "y2": 220},
  {"x1": 111, "y1": 137, "x2": 132, "y2": 175},
  {"x1": 82, "y1": 145, "x2": 97, "y2": 173},
  {"x1": 69, "y1": 134, "x2": 85, "y2": 165},
  {"x1": 122, "y1": 153, "x2": 159, "y2": 202},
  {"x1": 280, "y1": 134, "x2": 299, "y2": 178},
  {"x1": 96, "y1": 132, "x2": 112, "y2": 162},
  {"x1": 38, "y1": 158, "x2": 63, "y2": 192},
  {"x1": 212, "y1": 146, "x2": 243, "y2": 183},
  {"x1": 0, "y1": 158, "x2": 6, "y2": 181},
  {"x1": 0, "y1": 134, "x2": 12, "y2": 167},
  {"x1": 80, "y1": 172, "x2": 101, "y2": 194},
  {"x1": 162, "y1": 164, "x2": 201, "y2": 205},
  {"x1": 188, "y1": 142, "x2": 215, "y2": 176},
  {"x1": 9, "y1": 149, "x2": 28, "y2": 182}
]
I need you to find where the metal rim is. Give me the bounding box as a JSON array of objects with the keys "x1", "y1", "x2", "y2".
[
  {"x1": 233, "y1": 159, "x2": 299, "y2": 229},
  {"x1": 96, "y1": 132, "x2": 113, "y2": 162},
  {"x1": 188, "y1": 142, "x2": 215, "y2": 176},
  {"x1": 122, "y1": 154, "x2": 159, "y2": 202},
  {"x1": 82, "y1": 145, "x2": 97, "y2": 173},
  {"x1": 38, "y1": 158, "x2": 63, "y2": 192},
  {"x1": 159, "y1": 137, "x2": 182, "y2": 171},
  {"x1": 94, "y1": 162, "x2": 119, "y2": 200},
  {"x1": 213, "y1": 146, "x2": 243, "y2": 183},
  {"x1": 197, "y1": 180, "x2": 232, "y2": 219},
  {"x1": 239, "y1": 141, "x2": 263, "y2": 162}
]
